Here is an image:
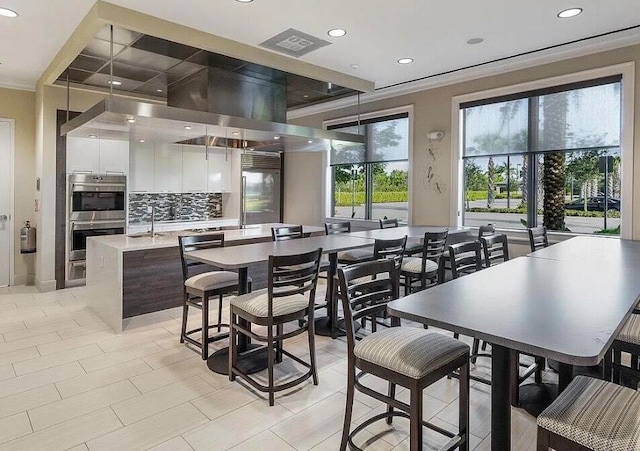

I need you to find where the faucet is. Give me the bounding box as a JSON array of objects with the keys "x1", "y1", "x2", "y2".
[{"x1": 149, "y1": 205, "x2": 156, "y2": 237}]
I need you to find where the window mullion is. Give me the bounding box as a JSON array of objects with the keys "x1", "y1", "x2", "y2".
[{"x1": 527, "y1": 97, "x2": 540, "y2": 228}]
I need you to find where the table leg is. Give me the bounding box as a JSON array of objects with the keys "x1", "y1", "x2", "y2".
[
  {"x1": 491, "y1": 344, "x2": 512, "y2": 451},
  {"x1": 558, "y1": 363, "x2": 573, "y2": 393},
  {"x1": 315, "y1": 252, "x2": 346, "y2": 338},
  {"x1": 207, "y1": 267, "x2": 268, "y2": 375}
]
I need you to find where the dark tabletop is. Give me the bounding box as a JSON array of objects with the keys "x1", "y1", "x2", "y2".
[
  {"x1": 186, "y1": 234, "x2": 375, "y2": 269},
  {"x1": 528, "y1": 236, "x2": 640, "y2": 266},
  {"x1": 348, "y1": 226, "x2": 468, "y2": 240},
  {"x1": 387, "y1": 256, "x2": 640, "y2": 366}
]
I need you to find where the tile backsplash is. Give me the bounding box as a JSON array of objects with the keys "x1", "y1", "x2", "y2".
[{"x1": 128, "y1": 193, "x2": 223, "y2": 223}]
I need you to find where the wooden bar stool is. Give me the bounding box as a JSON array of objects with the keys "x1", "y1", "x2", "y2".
[
  {"x1": 229, "y1": 248, "x2": 323, "y2": 406},
  {"x1": 337, "y1": 259, "x2": 470, "y2": 451},
  {"x1": 537, "y1": 375, "x2": 640, "y2": 450},
  {"x1": 178, "y1": 234, "x2": 245, "y2": 360}
]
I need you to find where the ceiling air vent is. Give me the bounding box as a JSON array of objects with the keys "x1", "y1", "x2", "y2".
[{"x1": 259, "y1": 28, "x2": 330, "y2": 58}]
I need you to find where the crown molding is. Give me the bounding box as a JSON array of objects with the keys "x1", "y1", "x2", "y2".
[
  {"x1": 287, "y1": 27, "x2": 640, "y2": 120},
  {"x1": 0, "y1": 77, "x2": 36, "y2": 92}
]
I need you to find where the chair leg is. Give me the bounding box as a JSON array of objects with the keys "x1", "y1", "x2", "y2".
[
  {"x1": 603, "y1": 348, "x2": 612, "y2": 382},
  {"x1": 537, "y1": 427, "x2": 550, "y2": 451},
  {"x1": 386, "y1": 382, "x2": 396, "y2": 425},
  {"x1": 267, "y1": 325, "x2": 275, "y2": 406},
  {"x1": 308, "y1": 310, "x2": 319, "y2": 386},
  {"x1": 276, "y1": 324, "x2": 283, "y2": 364},
  {"x1": 340, "y1": 367, "x2": 356, "y2": 451},
  {"x1": 613, "y1": 347, "x2": 622, "y2": 383},
  {"x1": 459, "y1": 360, "x2": 470, "y2": 451},
  {"x1": 229, "y1": 309, "x2": 237, "y2": 382},
  {"x1": 535, "y1": 357, "x2": 545, "y2": 384},
  {"x1": 471, "y1": 338, "x2": 480, "y2": 364},
  {"x1": 217, "y1": 294, "x2": 223, "y2": 332},
  {"x1": 180, "y1": 292, "x2": 188, "y2": 343},
  {"x1": 409, "y1": 383, "x2": 423, "y2": 451},
  {"x1": 201, "y1": 295, "x2": 209, "y2": 360}
]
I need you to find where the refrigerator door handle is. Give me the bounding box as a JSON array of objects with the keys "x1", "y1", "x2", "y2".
[{"x1": 242, "y1": 175, "x2": 247, "y2": 227}]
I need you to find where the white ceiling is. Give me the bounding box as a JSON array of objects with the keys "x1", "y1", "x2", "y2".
[{"x1": 0, "y1": 0, "x2": 639, "y2": 91}]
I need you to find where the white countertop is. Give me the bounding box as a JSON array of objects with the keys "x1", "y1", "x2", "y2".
[
  {"x1": 88, "y1": 223, "x2": 326, "y2": 252},
  {"x1": 127, "y1": 218, "x2": 238, "y2": 234}
]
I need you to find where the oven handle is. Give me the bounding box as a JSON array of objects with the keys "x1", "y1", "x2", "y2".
[
  {"x1": 71, "y1": 183, "x2": 126, "y2": 192},
  {"x1": 70, "y1": 221, "x2": 126, "y2": 231}
]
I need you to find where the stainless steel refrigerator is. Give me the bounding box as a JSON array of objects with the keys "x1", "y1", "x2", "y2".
[{"x1": 241, "y1": 152, "x2": 282, "y2": 226}]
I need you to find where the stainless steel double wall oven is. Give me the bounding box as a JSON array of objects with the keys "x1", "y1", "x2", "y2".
[{"x1": 67, "y1": 174, "x2": 126, "y2": 282}]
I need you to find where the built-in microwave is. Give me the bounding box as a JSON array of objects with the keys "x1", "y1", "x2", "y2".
[{"x1": 68, "y1": 174, "x2": 126, "y2": 221}]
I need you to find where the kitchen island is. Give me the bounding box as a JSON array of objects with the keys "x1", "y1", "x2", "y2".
[{"x1": 85, "y1": 223, "x2": 324, "y2": 333}]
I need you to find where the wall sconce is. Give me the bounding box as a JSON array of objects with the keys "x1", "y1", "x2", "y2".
[{"x1": 427, "y1": 130, "x2": 445, "y2": 141}]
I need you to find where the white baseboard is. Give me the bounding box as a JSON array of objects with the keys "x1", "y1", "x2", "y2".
[
  {"x1": 35, "y1": 278, "x2": 57, "y2": 293},
  {"x1": 12, "y1": 274, "x2": 34, "y2": 286}
]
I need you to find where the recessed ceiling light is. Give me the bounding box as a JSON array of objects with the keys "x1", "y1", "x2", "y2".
[
  {"x1": 350, "y1": 64, "x2": 359, "y2": 70},
  {"x1": 235, "y1": 0, "x2": 253, "y2": 3},
  {"x1": 138, "y1": 139, "x2": 146, "y2": 143},
  {"x1": 107, "y1": 80, "x2": 122, "y2": 86},
  {"x1": 327, "y1": 28, "x2": 347, "y2": 38},
  {"x1": 397, "y1": 58, "x2": 414, "y2": 65},
  {"x1": 0, "y1": 7, "x2": 18, "y2": 18},
  {"x1": 232, "y1": 131, "x2": 240, "y2": 136},
  {"x1": 274, "y1": 136, "x2": 280, "y2": 140},
  {"x1": 184, "y1": 125, "x2": 192, "y2": 130},
  {"x1": 307, "y1": 140, "x2": 313, "y2": 144},
  {"x1": 89, "y1": 134, "x2": 97, "y2": 139},
  {"x1": 557, "y1": 7, "x2": 582, "y2": 18},
  {"x1": 156, "y1": 89, "x2": 163, "y2": 93},
  {"x1": 466, "y1": 37, "x2": 484, "y2": 45},
  {"x1": 127, "y1": 118, "x2": 136, "y2": 123}
]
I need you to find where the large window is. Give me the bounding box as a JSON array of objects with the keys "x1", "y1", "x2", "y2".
[
  {"x1": 461, "y1": 77, "x2": 622, "y2": 235},
  {"x1": 329, "y1": 113, "x2": 409, "y2": 221}
]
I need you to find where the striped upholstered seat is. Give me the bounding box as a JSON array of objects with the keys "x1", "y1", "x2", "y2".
[
  {"x1": 185, "y1": 271, "x2": 239, "y2": 291},
  {"x1": 537, "y1": 376, "x2": 640, "y2": 451},
  {"x1": 400, "y1": 257, "x2": 439, "y2": 275},
  {"x1": 617, "y1": 314, "x2": 640, "y2": 345},
  {"x1": 230, "y1": 289, "x2": 308, "y2": 318},
  {"x1": 354, "y1": 328, "x2": 469, "y2": 379},
  {"x1": 338, "y1": 248, "x2": 374, "y2": 263}
]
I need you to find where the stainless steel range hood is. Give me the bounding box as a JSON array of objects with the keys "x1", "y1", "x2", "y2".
[{"x1": 60, "y1": 96, "x2": 364, "y2": 152}]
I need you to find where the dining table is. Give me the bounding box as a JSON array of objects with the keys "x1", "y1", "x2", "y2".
[
  {"x1": 347, "y1": 225, "x2": 468, "y2": 241},
  {"x1": 187, "y1": 233, "x2": 375, "y2": 374},
  {"x1": 387, "y1": 241, "x2": 640, "y2": 451}
]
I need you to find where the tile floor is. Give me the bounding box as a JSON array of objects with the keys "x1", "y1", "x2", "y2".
[{"x1": 0, "y1": 283, "x2": 550, "y2": 450}]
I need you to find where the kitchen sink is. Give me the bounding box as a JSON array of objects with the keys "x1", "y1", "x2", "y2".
[{"x1": 127, "y1": 232, "x2": 166, "y2": 238}]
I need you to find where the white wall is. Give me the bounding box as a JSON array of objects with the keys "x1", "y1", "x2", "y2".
[{"x1": 283, "y1": 151, "x2": 325, "y2": 226}]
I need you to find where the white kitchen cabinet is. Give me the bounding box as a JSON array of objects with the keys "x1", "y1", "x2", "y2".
[
  {"x1": 182, "y1": 146, "x2": 208, "y2": 192},
  {"x1": 129, "y1": 142, "x2": 155, "y2": 192},
  {"x1": 98, "y1": 140, "x2": 129, "y2": 174},
  {"x1": 154, "y1": 144, "x2": 183, "y2": 193},
  {"x1": 67, "y1": 137, "x2": 129, "y2": 175},
  {"x1": 67, "y1": 137, "x2": 100, "y2": 174},
  {"x1": 207, "y1": 148, "x2": 232, "y2": 192}
]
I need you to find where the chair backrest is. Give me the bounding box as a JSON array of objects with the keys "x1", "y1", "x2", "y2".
[
  {"x1": 337, "y1": 259, "x2": 399, "y2": 354},
  {"x1": 272, "y1": 225, "x2": 309, "y2": 241},
  {"x1": 481, "y1": 234, "x2": 510, "y2": 267},
  {"x1": 477, "y1": 224, "x2": 496, "y2": 240},
  {"x1": 379, "y1": 218, "x2": 399, "y2": 229},
  {"x1": 178, "y1": 233, "x2": 225, "y2": 282},
  {"x1": 448, "y1": 240, "x2": 483, "y2": 279},
  {"x1": 373, "y1": 236, "x2": 407, "y2": 272},
  {"x1": 325, "y1": 221, "x2": 351, "y2": 235},
  {"x1": 528, "y1": 226, "x2": 548, "y2": 252},
  {"x1": 420, "y1": 230, "x2": 449, "y2": 270},
  {"x1": 268, "y1": 248, "x2": 322, "y2": 320}
]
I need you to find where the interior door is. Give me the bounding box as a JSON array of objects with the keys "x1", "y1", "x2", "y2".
[
  {"x1": 242, "y1": 169, "x2": 281, "y2": 225},
  {"x1": 0, "y1": 121, "x2": 12, "y2": 287}
]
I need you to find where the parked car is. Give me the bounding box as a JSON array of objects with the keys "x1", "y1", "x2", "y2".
[{"x1": 565, "y1": 196, "x2": 620, "y2": 211}]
